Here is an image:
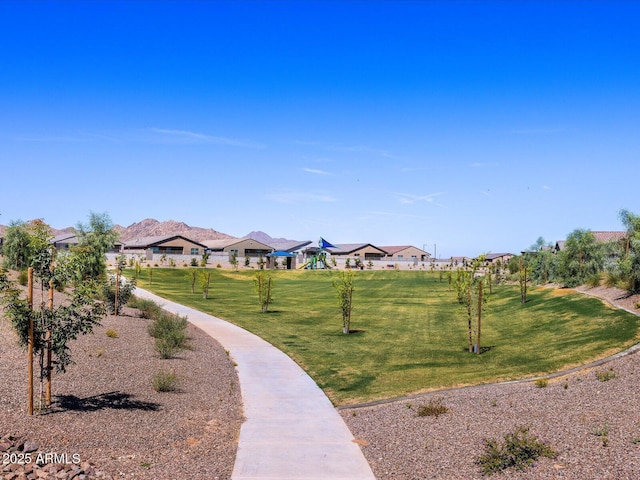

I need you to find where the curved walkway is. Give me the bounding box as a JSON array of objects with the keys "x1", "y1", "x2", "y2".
[{"x1": 134, "y1": 288, "x2": 376, "y2": 480}]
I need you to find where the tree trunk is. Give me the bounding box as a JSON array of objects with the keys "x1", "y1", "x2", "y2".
[
  {"x1": 477, "y1": 282, "x2": 482, "y2": 355},
  {"x1": 27, "y1": 268, "x2": 34, "y2": 416}
]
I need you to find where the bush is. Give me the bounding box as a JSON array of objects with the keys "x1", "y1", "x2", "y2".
[
  {"x1": 190, "y1": 258, "x2": 198, "y2": 267},
  {"x1": 417, "y1": 397, "x2": 449, "y2": 418},
  {"x1": 586, "y1": 273, "x2": 602, "y2": 288},
  {"x1": 18, "y1": 270, "x2": 28, "y2": 286},
  {"x1": 595, "y1": 368, "x2": 616, "y2": 382},
  {"x1": 476, "y1": 425, "x2": 557, "y2": 476},
  {"x1": 148, "y1": 311, "x2": 189, "y2": 358},
  {"x1": 534, "y1": 378, "x2": 548, "y2": 388},
  {"x1": 128, "y1": 297, "x2": 163, "y2": 319},
  {"x1": 152, "y1": 370, "x2": 178, "y2": 392},
  {"x1": 105, "y1": 328, "x2": 119, "y2": 338},
  {"x1": 102, "y1": 276, "x2": 136, "y2": 314}
]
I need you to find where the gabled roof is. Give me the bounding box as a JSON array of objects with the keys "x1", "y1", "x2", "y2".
[
  {"x1": 485, "y1": 253, "x2": 513, "y2": 261},
  {"x1": 592, "y1": 231, "x2": 626, "y2": 243},
  {"x1": 328, "y1": 243, "x2": 389, "y2": 255},
  {"x1": 267, "y1": 240, "x2": 312, "y2": 253},
  {"x1": 124, "y1": 235, "x2": 206, "y2": 249},
  {"x1": 53, "y1": 233, "x2": 78, "y2": 244},
  {"x1": 203, "y1": 237, "x2": 273, "y2": 251},
  {"x1": 379, "y1": 245, "x2": 428, "y2": 256}
]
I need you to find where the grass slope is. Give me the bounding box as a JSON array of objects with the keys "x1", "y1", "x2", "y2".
[{"x1": 128, "y1": 269, "x2": 639, "y2": 405}]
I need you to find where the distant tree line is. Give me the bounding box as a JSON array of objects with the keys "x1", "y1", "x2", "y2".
[{"x1": 508, "y1": 209, "x2": 640, "y2": 294}]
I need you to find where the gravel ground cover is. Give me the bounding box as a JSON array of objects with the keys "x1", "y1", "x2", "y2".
[
  {"x1": 0, "y1": 285, "x2": 243, "y2": 480},
  {"x1": 341, "y1": 286, "x2": 640, "y2": 480}
]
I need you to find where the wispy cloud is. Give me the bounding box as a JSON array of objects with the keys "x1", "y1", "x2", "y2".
[
  {"x1": 542, "y1": 185, "x2": 552, "y2": 190},
  {"x1": 470, "y1": 162, "x2": 500, "y2": 168},
  {"x1": 146, "y1": 128, "x2": 264, "y2": 148},
  {"x1": 296, "y1": 140, "x2": 399, "y2": 160},
  {"x1": 508, "y1": 127, "x2": 569, "y2": 135},
  {"x1": 394, "y1": 192, "x2": 444, "y2": 205},
  {"x1": 302, "y1": 168, "x2": 332, "y2": 176},
  {"x1": 266, "y1": 190, "x2": 338, "y2": 204},
  {"x1": 16, "y1": 135, "x2": 92, "y2": 143}
]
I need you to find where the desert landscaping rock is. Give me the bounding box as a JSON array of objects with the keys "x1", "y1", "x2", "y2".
[{"x1": 0, "y1": 281, "x2": 243, "y2": 480}]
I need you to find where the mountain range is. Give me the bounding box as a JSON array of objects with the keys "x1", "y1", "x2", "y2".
[{"x1": 0, "y1": 218, "x2": 297, "y2": 245}]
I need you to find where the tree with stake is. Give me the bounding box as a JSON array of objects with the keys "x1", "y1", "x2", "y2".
[
  {"x1": 0, "y1": 219, "x2": 105, "y2": 414},
  {"x1": 618, "y1": 209, "x2": 640, "y2": 294},
  {"x1": 187, "y1": 268, "x2": 198, "y2": 293},
  {"x1": 254, "y1": 271, "x2": 273, "y2": 313},
  {"x1": 200, "y1": 270, "x2": 211, "y2": 299},
  {"x1": 333, "y1": 270, "x2": 354, "y2": 334},
  {"x1": 230, "y1": 252, "x2": 239, "y2": 271}
]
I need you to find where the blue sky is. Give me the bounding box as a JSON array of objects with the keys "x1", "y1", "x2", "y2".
[{"x1": 1, "y1": 1, "x2": 639, "y2": 258}]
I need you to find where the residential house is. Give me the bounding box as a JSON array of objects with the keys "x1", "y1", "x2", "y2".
[
  {"x1": 203, "y1": 238, "x2": 274, "y2": 258},
  {"x1": 380, "y1": 245, "x2": 430, "y2": 262},
  {"x1": 123, "y1": 235, "x2": 206, "y2": 256},
  {"x1": 325, "y1": 243, "x2": 389, "y2": 262}
]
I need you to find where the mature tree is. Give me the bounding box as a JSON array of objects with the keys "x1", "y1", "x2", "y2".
[
  {"x1": 72, "y1": 212, "x2": 119, "y2": 281},
  {"x1": 2, "y1": 220, "x2": 32, "y2": 270},
  {"x1": 558, "y1": 229, "x2": 604, "y2": 287},
  {"x1": 618, "y1": 209, "x2": 640, "y2": 294}
]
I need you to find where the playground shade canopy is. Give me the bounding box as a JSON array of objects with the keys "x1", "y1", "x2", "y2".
[{"x1": 266, "y1": 251, "x2": 297, "y2": 257}]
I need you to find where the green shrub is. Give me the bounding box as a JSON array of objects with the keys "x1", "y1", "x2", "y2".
[
  {"x1": 148, "y1": 311, "x2": 189, "y2": 358},
  {"x1": 18, "y1": 270, "x2": 28, "y2": 286},
  {"x1": 595, "y1": 368, "x2": 616, "y2": 382},
  {"x1": 586, "y1": 273, "x2": 602, "y2": 288},
  {"x1": 417, "y1": 397, "x2": 449, "y2": 418},
  {"x1": 105, "y1": 328, "x2": 119, "y2": 338},
  {"x1": 190, "y1": 258, "x2": 198, "y2": 267},
  {"x1": 152, "y1": 370, "x2": 178, "y2": 392},
  {"x1": 476, "y1": 425, "x2": 557, "y2": 475},
  {"x1": 534, "y1": 378, "x2": 548, "y2": 388},
  {"x1": 128, "y1": 297, "x2": 163, "y2": 319},
  {"x1": 102, "y1": 277, "x2": 136, "y2": 314}
]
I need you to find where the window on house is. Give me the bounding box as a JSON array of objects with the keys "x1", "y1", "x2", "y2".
[{"x1": 190, "y1": 248, "x2": 199, "y2": 255}]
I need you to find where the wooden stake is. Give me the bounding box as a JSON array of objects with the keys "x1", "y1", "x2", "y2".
[
  {"x1": 27, "y1": 267, "x2": 34, "y2": 416},
  {"x1": 114, "y1": 265, "x2": 120, "y2": 316},
  {"x1": 477, "y1": 281, "x2": 483, "y2": 355},
  {"x1": 45, "y1": 277, "x2": 53, "y2": 406}
]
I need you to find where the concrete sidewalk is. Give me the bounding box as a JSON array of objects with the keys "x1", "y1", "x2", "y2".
[{"x1": 135, "y1": 288, "x2": 376, "y2": 480}]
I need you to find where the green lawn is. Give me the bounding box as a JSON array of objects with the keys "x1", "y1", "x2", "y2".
[{"x1": 127, "y1": 268, "x2": 640, "y2": 405}]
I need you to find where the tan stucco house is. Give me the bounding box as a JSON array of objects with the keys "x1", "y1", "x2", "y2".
[
  {"x1": 203, "y1": 238, "x2": 274, "y2": 258},
  {"x1": 380, "y1": 245, "x2": 430, "y2": 262},
  {"x1": 122, "y1": 235, "x2": 207, "y2": 255}
]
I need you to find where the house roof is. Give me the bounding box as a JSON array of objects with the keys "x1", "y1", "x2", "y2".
[
  {"x1": 328, "y1": 243, "x2": 389, "y2": 255},
  {"x1": 555, "y1": 231, "x2": 626, "y2": 251},
  {"x1": 124, "y1": 235, "x2": 206, "y2": 249},
  {"x1": 379, "y1": 245, "x2": 429, "y2": 256},
  {"x1": 485, "y1": 253, "x2": 513, "y2": 261},
  {"x1": 592, "y1": 231, "x2": 627, "y2": 243},
  {"x1": 203, "y1": 237, "x2": 273, "y2": 251},
  {"x1": 267, "y1": 240, "x2": 312, "y2": 252},
  {"x1": 53, "y1": 233, "x2": 78, "y2": 244}
]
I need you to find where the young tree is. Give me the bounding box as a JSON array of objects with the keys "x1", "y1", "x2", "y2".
[
  {"x1": 254, "y1": 271, "x2": 274, "y2": 313},
  {"x1": 333, "y1": 270, "x2": 354, "y2": 334},
  {"x1": 187, "y1": 268, "x2": 198, "y2": 293},
  {"x1": 200, "y1": 270, "x2": 212, "y2": 299},
  {"x1": 0, "y1": 220, "x2": 105, "y2": 414},
  {"x1": 230, "y1": 252, "x2": 239, "y2": 271}
]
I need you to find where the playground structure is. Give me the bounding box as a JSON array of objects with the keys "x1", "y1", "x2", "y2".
[{"x1": 303, "y1": 237, "x2": 336, "y2": 269}]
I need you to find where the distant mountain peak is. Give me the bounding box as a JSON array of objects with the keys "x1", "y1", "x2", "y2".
[{"x1": 245, "y1": 230, "x2": 290, "y2": 244}]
